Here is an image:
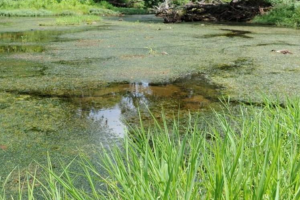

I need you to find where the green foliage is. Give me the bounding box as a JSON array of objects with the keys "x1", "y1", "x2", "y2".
[
  {"x1": 267, "y1": 0, "x2": 297, "y2": 5},
  {"x1": 254, "y1": 4, "x2": 300, "y2": 27},
  {"x1": 172, "y1": 0, "x2": 189, "y2": 6},
  {"x1": 89, "y1": 7, "x2": 119, "y2": 15},
  {"x1": 3, "y1": 97, "x2": 300, "y2": 199},
  {"x1": 0, "y1": 0, "x2": 120, "y2": 16},
  {"x1": 89, "y1": 1, "x2": 148, "y2": 15},
  {"x1": 96, "y1": 0, "x2": 115, "y2": 9},
  {"x1": 112, "y1": 7, "x2": 150, "y2": 14},
  {"x1": 0, "y1": 9, "x2": 54, "y2": 17},
  {"x1": 144, "y1": 0, "x2": 161, "y2": 8},
  {"x1": 132, "y1": 1, "x2": 146, "y2": 9},
  {"x1": 0, "y1": 0, "x2": 149, "y2": 17},
  {"x1": 0, "y1": 0, "x2": 91, "y2": 11}
]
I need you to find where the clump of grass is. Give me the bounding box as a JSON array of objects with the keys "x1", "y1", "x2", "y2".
[
  {"x1": 83, "y1": 98, "x2": 300, "y2": 199},
  {"x1": 253, "y1": 4, "x2": 300, "y2": 27},
  {"x1": 3, "y1": 97, "x2": 300, "y2": 199}
]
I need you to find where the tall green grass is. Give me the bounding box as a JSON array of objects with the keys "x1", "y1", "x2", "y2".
[{"x1": 2, "y1": 97, "x2": 300, "y2": 199}]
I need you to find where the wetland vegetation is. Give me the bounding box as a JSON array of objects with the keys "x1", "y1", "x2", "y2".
[
  {"x1": 1, "y1": 0, "x2": 300, "y2": 199},
  {"x1": 3, "y1": 98, "x2": 300, "y2": 199}
]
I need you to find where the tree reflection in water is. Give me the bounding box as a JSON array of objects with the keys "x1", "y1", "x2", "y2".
[{"x1": 73, "y1": 74, "x2": 221, "y2": 138}]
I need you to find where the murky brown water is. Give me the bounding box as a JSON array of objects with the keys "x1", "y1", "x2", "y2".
[{"x1": 70, "y1": 73, "x2": 220, "y2": 137}]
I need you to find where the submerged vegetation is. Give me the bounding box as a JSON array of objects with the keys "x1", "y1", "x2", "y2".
[{"x1": 2, "y1": 98, "x2": 300, "y2": 199}]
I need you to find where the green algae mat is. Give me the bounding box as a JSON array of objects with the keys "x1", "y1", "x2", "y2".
[
  {"x1": 1, "y1": 16, "x2": 299, "y2": 100},
  {"x1": 0, "y1": 15, "x2": 300, "y2": 190}
]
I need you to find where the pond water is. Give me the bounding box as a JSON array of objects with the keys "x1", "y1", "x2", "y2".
[
  {"x1": 0, "y1": 20, "x2": 221, "y2": 189},
  {"x1": 70, "y1": 73, "x2": 220, "y2": 136},
  {"x1": 1, "y1": 15, "x2": 300, "y2": 194}
]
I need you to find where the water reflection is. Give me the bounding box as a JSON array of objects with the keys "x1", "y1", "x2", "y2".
[
  {"x1": 0, "y1": 26, "x2": 109, "y2": 53},
  {"x1": 88, "y1": 105, "x2": 126, "y2": 137},
  {"x1": 72, "y1": 73, "x2": 220, "y2": 136}
]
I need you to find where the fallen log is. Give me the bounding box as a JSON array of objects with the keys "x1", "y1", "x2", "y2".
[{"x1": 156, "y1": 1, "x2": 272, "y2": 23}]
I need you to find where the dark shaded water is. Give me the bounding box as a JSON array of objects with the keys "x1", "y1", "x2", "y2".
[{"x1": 203, "y1": 28, "x2": 253, "y2": 38}]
